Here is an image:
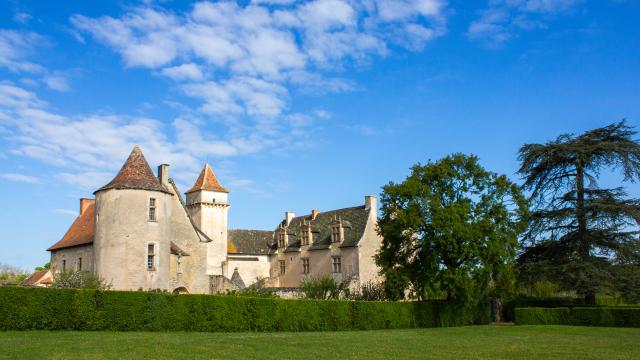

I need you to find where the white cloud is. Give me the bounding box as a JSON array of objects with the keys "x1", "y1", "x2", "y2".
[
  {"x1": 0, "y1": 83, "x2": 322, "y2": 191},
  {"x1": 0, "y1": 173, "x2": 41, "y2": 184},
  {"x1": 469, "y1": 0, "x2": 582, "y2": 45},
  {"x1": 13, "y1": 13, "x2": 32, "y2": 24},
  {"x1": 161, "y1": 63, "x2": 204, "y2": 81},
  {"x1": 53, "y1": 208, "x2": 79, "y2": 217},
  {"x1": 42, "y1": 74, "x2": 71, "y2": 92},
  {"x1": 0, "y1": 30, "x2": 45, "y2": 73},
  {"x1": 183, "y1": 77, "x2": 288, "y2": 118},
  {"x1": 70, "y1": 1, "x2": 448, "y2": 116}
]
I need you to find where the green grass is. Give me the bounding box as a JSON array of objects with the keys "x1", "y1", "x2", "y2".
[{"x1": 0, "y1": 325, "x2": 638, "y2": 359}]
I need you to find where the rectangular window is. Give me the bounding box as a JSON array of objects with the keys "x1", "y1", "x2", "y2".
[
  {"x1": 147, "y1": 243, "x2": 155, "y2": 271},
  {"x1": 77, "y1": 257, "x2": 82, "y2": 271},
  {"x1": 301, "y1": 230, "x2": 309, "y2": 246},
  {"x1": 302, "y1": 258, "x2": 310, "y2": 274},
  {"x1": 332, "y1": 256, "x2": 342, "y2": 274},
  {"x1": 279, "y1": 260, "x2": 286, "y2": 275},
  {"x1": 148, "y1": 198, "x2": 156, "y2": 221},
  {"x1": 62, "y1": 260, "x2": 66, "y2": 271},
  {"x1": 331, "y1": 226, "x2": 341, "y2": 243},
  {"x1": 277, "y1": 232, "x2": 286, "y2": 248}
]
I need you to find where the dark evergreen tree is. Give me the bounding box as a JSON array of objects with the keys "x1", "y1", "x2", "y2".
[
  {"x1": 375, "y1": 154, "x2": 528, "y2": 301},
  {"x1": 517, "y1": 121, "x2": 640, "y2": 303}
]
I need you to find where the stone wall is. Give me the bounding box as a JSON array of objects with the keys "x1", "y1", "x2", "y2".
[{"x1": 50, "y1": 245, "x2": 94, "y2": 274}]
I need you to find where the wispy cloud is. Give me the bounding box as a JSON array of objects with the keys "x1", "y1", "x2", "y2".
[
  {"x1": 13, "y1": 12, "x2": 32, "y2": 24},
  {"x1": 0, "y1": 82, "x2": 324, "y2": 191},
  {"x1": 468, "y1": 0, "x2": 582, "y2": 46},
  {"x1": 42, "y1": 73, "x2": 71, "y2": 92},
  {"x1": 0, "y1": 172, "x2": 41, "y2": 184},
  {"x1": 70, "y1": 0, "x2": 448, "y2": 117},
  {"x1": 0, "y1": 30, "x2": 45, "y2": 73},
  {"x1": 53, "y1": 208, "x2": 78, "y2": 217}
]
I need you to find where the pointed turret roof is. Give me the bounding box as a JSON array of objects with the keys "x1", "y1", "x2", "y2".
[
  {"x1": 95, "y1": 145, "x2": 171, "y2": 194},
  {"x1": 186, "y1": 163, "x2": 229, "y2": 194}
]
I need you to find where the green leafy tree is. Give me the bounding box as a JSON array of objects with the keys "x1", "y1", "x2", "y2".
[
  {"x1": 376, "y1": 154, "x2": 528, "y2": 301},
  {"x1": 0, "y1": 263, "x2": 29, "y2": 284},
  {"x1": 517, "y1": 121, "x2": 640, "y2": 304}
]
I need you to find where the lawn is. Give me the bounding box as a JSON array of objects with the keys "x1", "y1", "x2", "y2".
[{"x1": 0, "y1": 325, "x2": 638, "y2": 359}]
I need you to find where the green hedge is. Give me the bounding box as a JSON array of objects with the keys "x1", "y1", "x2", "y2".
[
  {"x1": 515, "y1": 307, "x2": 640, "y2": 327},
  {"x1": 504, "y1": 296, "x2": 639, "y2": 321},
  {"x1": 0, "y1": 287, "x2": 490, "y2": 332},
  {"x1": 504, "y1": 297, "x2": 585, "y2": 321}
]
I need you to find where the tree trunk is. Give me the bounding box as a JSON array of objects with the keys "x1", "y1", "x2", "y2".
[
  {"x1": 576, "y1": 160, "x2": 595, "y2": 304},
  {"x1": 576, "y1": 161, "x2": 588, "y2": 258}
]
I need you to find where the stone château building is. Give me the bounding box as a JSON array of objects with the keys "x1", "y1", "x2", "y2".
[{"x1": 46, "y1": 146, "x2": 382, "y2": 294}]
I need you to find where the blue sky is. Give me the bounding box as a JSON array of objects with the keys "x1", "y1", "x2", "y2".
[{"x1": 1, "y1": 0, "x2": 638, "y2": 270}]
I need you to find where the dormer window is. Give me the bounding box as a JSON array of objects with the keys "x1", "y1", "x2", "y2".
[
  {"x1": 148, "y1": 198, "x2": 157, "y2": 222},
  {"x1": 277, "y1": 231, "x2": 287, "y2": 248},
  {"x1": 300, "y1": 223, "x2": 311, "y2": 246},
  {"x1": 331, "y1": 221, "x2": 343, "y2": 243}
]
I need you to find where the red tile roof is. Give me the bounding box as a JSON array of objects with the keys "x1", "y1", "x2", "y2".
[
  {"x1": 95, "y1": 145, "x2": 171, "y2": 194},
  {"x1": 47, "y1": 203, "x2": 95, "y2": 251},
  {"x1": 186, "y1": 163, "x2": 228, "y2": 194},
  {"x1": 20, "y1": 270, "x2": 52, "y2": 286}
]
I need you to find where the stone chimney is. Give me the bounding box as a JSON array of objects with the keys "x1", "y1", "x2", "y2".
[
  {"x1": 158, "y1": 164, "x2": 170, "y2": 186},
  {"x1": 79, "y1": 198, "x2": 94, "y2": 215},
  {"x1": 285, "y1": 211, "x2": 295, "y2": 226},
  {"x1": 311, "y1": 209, "x2": 320, "y2": 220},
  {"x1": 364, "y1": 195, "x2": 377, "y2": 211}
]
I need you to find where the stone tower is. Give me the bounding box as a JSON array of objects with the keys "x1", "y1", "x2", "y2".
[
  {"x1": 185, "y1": 164, "x2": 229, "y2": 276},
  {"x1": 93, "y1": 145, "x2": 174, "y2": 291}
]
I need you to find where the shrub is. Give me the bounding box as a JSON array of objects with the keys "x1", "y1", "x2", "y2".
[
  {"x1": 515, "y1": 307, "x2": 640, "y2": 327},
  {"x1": 349, "y1": 281, "x2": 387, "y2": 301},
  {"x1": 0, "y1": 286, "x2": 491, "y2": 332},
  {"x1": 504, "y1": 296, "x2": 585, "y2": 321},
  {"x1": 52, "y1": 271, "x2": 111, "y2": 290},
  {"x1": 299, "y1": 276, "x2": 350, "y2": 300},
  {"x1": 514, "y1": 307, "x2": 571, "y2": 325}
]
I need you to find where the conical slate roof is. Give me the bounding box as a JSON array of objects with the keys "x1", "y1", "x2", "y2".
[
  {"x1": 95, "y1": 145, "x2": 171, "y2": 194},
  {"x1": 186, "y1": 163, "x2": 228, "y2": 194}
]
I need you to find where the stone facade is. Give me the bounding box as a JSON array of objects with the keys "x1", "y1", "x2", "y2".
[{"x1": 46, "y1": 146, "x2": 383, "y2": 294}]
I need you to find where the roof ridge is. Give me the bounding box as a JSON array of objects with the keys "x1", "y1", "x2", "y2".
[{"x1": 291, "y1": 205, "x2": 366, "y2": 221}]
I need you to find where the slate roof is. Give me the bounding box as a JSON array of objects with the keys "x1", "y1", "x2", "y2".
[
  {"x1": 20, "y1": 270, "x2": 52, "y2": 286},
  {"x1": 279, "y1": 206, "x2": 370, "y2": 252},
  {"x1": 227, "y1": 229, "x2": 274, "y2": 255},
  {"x1": 95, "y1": 145, "x2": 171, "y2": 194},
  {"x1": 47, "y1": 203, "x2": 95, "y2": 251},
  {"x1": 186, "y1": 163, "x2": 228, "y2": 194}
]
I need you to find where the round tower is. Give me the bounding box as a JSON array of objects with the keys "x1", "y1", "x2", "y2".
[
  {"x1": 93, "y1": 145, "x2": 174, "y2": 291},
  {"x1": 185, "y1": 163, "x2": 229, "y2": 276}
]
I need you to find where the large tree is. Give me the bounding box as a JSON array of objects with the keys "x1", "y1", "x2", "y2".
[
  {"x1": 376, "y1": 154, "x2": 528, "y2": 301},
  {"x1": 517, "y1": 121, "x2": 640, "y2": 303}
]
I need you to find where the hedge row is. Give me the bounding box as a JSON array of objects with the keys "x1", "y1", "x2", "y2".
[
  {"x1": 0, "y1": 287, "x2": 490, "y2": 331},
  {"x1": 503, "y1": 296, "x2": 639, "y2": 322},
  {"x1": 515, "y1": 307, "x2": 640, "y2": 327}
]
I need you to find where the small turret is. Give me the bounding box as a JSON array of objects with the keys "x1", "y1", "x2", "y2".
[{"x1": 185, "y1": 163, "x2": 229, "y2": 276}]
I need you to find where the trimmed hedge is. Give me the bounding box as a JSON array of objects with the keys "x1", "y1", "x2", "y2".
[
  {"x1": 0, "y1": 287, "x2": 491, "y2": 332},
  {"x1": 504, "y1": 296, "x2": 639, "y2": 321},
  {"x1": 504, "y1": 297, "x2": 585, "y2": 321},
  {"x1": 514, "y1": 307, "x2": 571, "y2": 325},
  {"x1": 515, "y1": 307, "x2": 640, "y2": 327}
]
